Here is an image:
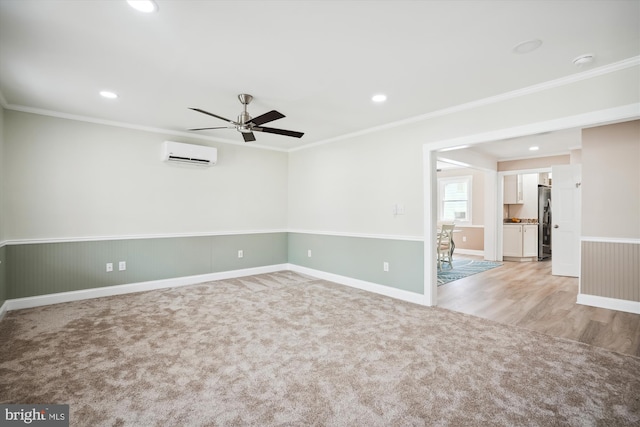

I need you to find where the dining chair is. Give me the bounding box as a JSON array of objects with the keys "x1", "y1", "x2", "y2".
[{"x1": 437, "y1": 224, "x2": 455, "y2": 270}]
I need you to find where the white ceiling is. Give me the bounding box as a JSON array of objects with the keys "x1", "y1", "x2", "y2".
[
  {"x1": 436, "y1": 127, "x2": 581, "y2": 170},
  {"x1": 466, "y1": 127, "x2": 583, "y2": 161},
  {"x1": 1, "y1": 0, "x2": 639, "y2": 151}
]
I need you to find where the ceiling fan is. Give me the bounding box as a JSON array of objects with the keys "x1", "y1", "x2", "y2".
[{"x1": 188, "y1": 94, "x2": 304, "y2": 142}]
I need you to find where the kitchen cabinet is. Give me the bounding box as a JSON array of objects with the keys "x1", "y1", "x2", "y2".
[
  {"x1": 503, "y1": 224, "x2": 538, "y2": 261},
  {"x1": 522, "y1": 224, "x2": 538, "y2": 257},
  {"x1": 503, "y1": 225, "x2": 522, "y2": 257},
  {"x1": 504, "y1": 175, "x2": 524, "y2": 204}
]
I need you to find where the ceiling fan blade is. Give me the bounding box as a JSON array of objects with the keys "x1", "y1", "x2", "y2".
[
  {"x1": 255, "y1": 126, "x2": 304, "y2": 138},
  {"x1": 189, "y1": 108, "x2": 236, "y2": 124},
  {"x1": 248, "y1": 110, "x2": 285, "y2": 126},
  {"x1": 242, "y1": 132, "x2": 256, "y2": 142},
  {"x1": 188, "y1": 126, "x2": 233, "y2": 131}
]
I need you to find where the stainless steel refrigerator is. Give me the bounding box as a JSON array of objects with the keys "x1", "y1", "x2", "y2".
[{"x1": 538, "y1": 185, "x2": 552, "y2": 260}]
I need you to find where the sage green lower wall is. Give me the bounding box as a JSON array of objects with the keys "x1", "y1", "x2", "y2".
[
  {"x1": 288, "y1": 233, "x2": 424, "y2": 294},
  {"x1": 7, "y1": 233, "x2": 288, "y2": 299},
  {"x1": 4, "y1": 232, "x2": 423, "y2": 301}
]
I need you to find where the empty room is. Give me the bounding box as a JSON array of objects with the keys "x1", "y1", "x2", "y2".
[{"x1": 1, "y1": 1, "x2": 639, "y2": 426}]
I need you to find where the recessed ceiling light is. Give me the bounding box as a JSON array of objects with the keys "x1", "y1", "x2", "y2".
[
  {"x1": 372, "y1": 94, "x2": 387, "y2": 103},
  {"x1": 573, "y1": 54, "x2": 595, "y2": 67},
  {"x1": 127, "y1": 0, "x2": 158, "y2": 13},
  {"x1": 529, "y1": 146, "x2": 539, "y2": 151},
  {"x1": 100, "y1": 90, "x2": 118, "y2": 99},
  {"x1": 512, "y1": 39, "x2": 543, "y2": 54}
]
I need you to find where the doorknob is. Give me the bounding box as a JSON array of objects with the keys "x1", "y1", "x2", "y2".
[{"x1": 554, "y1": 225, "x2": 559, "y2": 229}]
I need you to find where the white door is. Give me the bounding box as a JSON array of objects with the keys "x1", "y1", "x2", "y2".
[{"x1": 551, "y1": 164, "x2": 582, "y2": 277}]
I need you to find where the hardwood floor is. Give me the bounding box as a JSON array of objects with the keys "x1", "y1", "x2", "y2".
[{"x1": 437, "y1": 256, "x2": 640, "y2": 357}]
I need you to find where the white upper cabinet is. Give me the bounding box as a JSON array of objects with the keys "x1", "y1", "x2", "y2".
[{"x1": 504, "y1": 175, "x2": 524, "y2": 204}]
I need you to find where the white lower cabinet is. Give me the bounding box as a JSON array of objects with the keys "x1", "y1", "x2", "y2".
[
  {"x1": 503, "y1": 224, "x2": 538, "y2": 260},
  {"x1": 522, "y1": 225, "x2": 538, "y2": 257},
  {"x1": 503, "y1": 225, "x2": 522, "y2": 257}
]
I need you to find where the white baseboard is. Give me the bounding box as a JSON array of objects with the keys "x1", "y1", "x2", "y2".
[
  {"x1": 577, "y1": 293, "x2": 640, "y2": 315},
  {"x1": 0, "y1": 300, "x2": 8, "y2": 321},
  {"x1": 2, "y1": 262, "x2": 425, "y2": 316},
  {"x1": 4, "y1": 264, "x2": 289, "y2": 312},
  {"x1": 287, "y1": 264, "x2": 424, "y2": 306}
]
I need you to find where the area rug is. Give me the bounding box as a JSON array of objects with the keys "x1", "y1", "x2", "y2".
[
  {"x1": 1, "y1": 271, "x2": 638, "y2": 426},
  {"x1": 438, "y1": 259, "x2": 503, "y2": 286}
]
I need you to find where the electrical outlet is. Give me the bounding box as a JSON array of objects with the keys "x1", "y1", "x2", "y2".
[
  {"x1": 462, "y1": 236, "x2": 467, "y2": 242},
  {"x1": 106, "y1": 263, "x2": 113, "y2": 272},
  {"x1": 308, "y1": 249, "x2": 312, "y2": 258},
  {"x1": 238, "y1": 250, "x2": 244, "y2": 258},
  {"x1": 119, "y1": 261, "x2": 126, "y2": 271},
  {"x1": 383, "y1": 261, "x2": 389, "y2": 272}
]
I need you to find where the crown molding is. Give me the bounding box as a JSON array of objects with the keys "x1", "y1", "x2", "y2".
[
  {"x1": 2, "y1": 56, "x2": 638, "y2": 154},
  {"x1": 290, "y1": 56, "x2": 640, "y2": 153},
  {"x1": 425, "y1": 103, "x2": 640, "y2": 152},
  {"x1": 2, "y1": 104, "x2": 288, "y2": 153}
]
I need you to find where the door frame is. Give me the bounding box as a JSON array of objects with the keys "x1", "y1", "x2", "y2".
[
  {"x1": 496, "y1": 167, "x2": 551, "y2": 262},
  {"x1": 422, "y1": 104, "x2": 639, "y2": 307}
]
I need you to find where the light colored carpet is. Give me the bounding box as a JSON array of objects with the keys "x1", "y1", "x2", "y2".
[{"x1": 1, "y1": 271, "x2": 638, "y2": 426}]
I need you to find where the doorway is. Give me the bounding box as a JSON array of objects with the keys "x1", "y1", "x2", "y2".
[{"x1": 422, "y1": 105, "x2": 632, "y2": 307}]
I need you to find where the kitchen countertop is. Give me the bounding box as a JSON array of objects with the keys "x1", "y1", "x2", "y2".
[{"x1": 504, "y1": 219, "x2": 538, "y2": 224}]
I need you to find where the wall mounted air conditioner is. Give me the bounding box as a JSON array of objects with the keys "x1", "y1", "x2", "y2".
[{"x1": 162, "y1": 141, "x2": 217, "y2": 166}]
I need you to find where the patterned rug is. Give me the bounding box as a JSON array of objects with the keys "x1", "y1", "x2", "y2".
[{"x1": 437, "y1": 259, "x2": 502, "y2": 286}]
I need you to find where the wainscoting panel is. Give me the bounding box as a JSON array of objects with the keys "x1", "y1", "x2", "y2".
[
  {"x1": 581, "y1": 240, "x2": 640, "y2": 302},
  {"x1": 211, "y1": 233, "x2": 288, "y2": 272},
  {"x1": 6, "y1": 233, "x2": 288, "y2": 299},
  {"x1": 288, "y1": 232, "x2": 424, "y2": 294}
]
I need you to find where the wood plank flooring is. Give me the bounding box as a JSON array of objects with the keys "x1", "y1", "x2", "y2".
[{"x1": 437, "y1": 256, "x2": 640, "y2": 357}]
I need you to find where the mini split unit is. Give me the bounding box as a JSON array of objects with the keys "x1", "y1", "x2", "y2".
[{"x1": 162, "y1": 141, "x2": 217, "y2": 166}]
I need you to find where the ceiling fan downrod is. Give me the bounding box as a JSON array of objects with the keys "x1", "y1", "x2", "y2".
[{"x1": 237, "y1": 93, "x2": 253, "y2": 130}]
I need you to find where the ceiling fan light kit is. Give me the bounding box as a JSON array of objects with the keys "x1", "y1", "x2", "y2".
[{"x1": 189, "y1": 94, "x2": 304, "y2": 143}]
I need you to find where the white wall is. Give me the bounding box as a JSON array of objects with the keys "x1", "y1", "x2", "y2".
[
  {"x1": 582, "y1": 120, "x2": 640, "y2": 239},
  {"x1": 4, "y1": 65, "x2": 639, "y2": 244},
  {"x1": 288, "y1": 126, "x2": 422, "y2": 237},
  {"x1": 289, "y1": 66, "x2": 640, "y2": 238},
  {"x1": 4, "y1": 111, "x2": 288, "y2": 240}
]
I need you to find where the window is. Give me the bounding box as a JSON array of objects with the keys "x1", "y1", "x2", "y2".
[{"x1": 438, "y1": 176, "x2": 472, "y2": 224}]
